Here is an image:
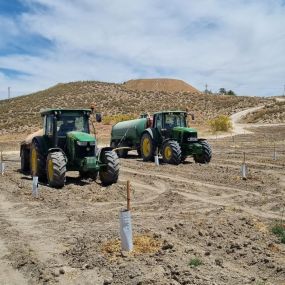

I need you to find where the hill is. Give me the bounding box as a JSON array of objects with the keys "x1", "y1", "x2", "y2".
[
  {"x1": 0, "y1": 80, "x2": 267, "y2": 137},
  {"x1": 123, "y1": 78, "x2": 200, "y2": 93}
]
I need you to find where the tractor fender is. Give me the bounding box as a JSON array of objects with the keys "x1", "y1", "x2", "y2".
[
  {"x1": 141, "y1": 128, "x2": 154, "y2": 139},
  {"x1": 32, "y1": 136, "x2": 48, "y2": 156}
]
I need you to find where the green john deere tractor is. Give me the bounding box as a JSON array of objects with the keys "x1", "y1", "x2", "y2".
[
  {"x1": 20, "y1": 108, "x2": 119, "y2": 188},
  {"x1": 110, "y1": 111, "x2": 212, "y2": 165}
]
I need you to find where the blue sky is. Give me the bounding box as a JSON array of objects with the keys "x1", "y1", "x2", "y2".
[{"x1": 0, "y1": 0, "x2": 285, "y2": 99}]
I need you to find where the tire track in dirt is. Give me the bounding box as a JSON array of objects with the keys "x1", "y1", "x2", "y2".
[{"x1": 121, "y1": 166, "x2": 284, "y2": 220}]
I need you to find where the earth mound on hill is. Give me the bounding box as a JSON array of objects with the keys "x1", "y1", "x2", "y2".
[{"x1": 123, "y1": 78, "x2": 200, "y2": 93}]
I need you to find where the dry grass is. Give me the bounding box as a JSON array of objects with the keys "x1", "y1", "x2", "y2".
[
  {"x1": 0, "y1": 80, "x2": 268, "y2": 136},
  {"x1": 102, "y1": 235, "x2": 162, "y2": 256}
]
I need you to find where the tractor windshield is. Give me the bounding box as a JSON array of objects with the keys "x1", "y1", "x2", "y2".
[
  {"x1": 164, "y1": 113, "x2": 187, "y2": 129},
  {"x1": 57, "y1": 114, "x2": 89, "y2": 136}
]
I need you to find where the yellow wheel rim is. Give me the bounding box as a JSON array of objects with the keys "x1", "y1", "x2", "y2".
[
  {"x1": 142, "y1": 137, "x2": 151, "y2": 156},
  {"x1": 47, "y1": 159, "x2": 54, "y2": 182},
  {"x1": 31, "y1": 148, "x2": 38, "y2": 175},
  {"x1": 164, "y1": 146, "x2": 172, "y2": 160}
]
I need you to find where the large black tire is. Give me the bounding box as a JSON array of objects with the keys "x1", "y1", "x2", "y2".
[
  {"x1": 46, "y1": 152, "x2": 67, "y2": 188},
  {"x1": 99, "y1": 150, "x2": 119, "y2": 186},
  {"x1": 21, "y1": 147, "x2": 30, "y2": 172},
  {"x1": 79, "y1": 170, "x2": 98, "y2": 181},
  {"x1": 140, "y1": 133, "x2": 155, "y2": 161},
  {"x1": 30, "y1": 141, "x2": 46, "y2": 181},
  {"x1": 162, "y1": 140, "x2": 182, "y2": 165},
  {"x1": 194, "y1": 140, "x2": 212, "y2": 164}
]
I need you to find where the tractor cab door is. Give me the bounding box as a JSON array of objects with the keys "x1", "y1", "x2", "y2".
[{"x1": 154, "y1": 113, "x2": 170, "y2": 141}]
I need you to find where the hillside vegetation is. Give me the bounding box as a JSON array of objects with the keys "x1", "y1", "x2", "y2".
[
  {"x1": 242, "y1": 100, "x2": 285, "y2": 123},
  {"x1": 0, "y1": 80, "x2": 266, "y2": 135}
]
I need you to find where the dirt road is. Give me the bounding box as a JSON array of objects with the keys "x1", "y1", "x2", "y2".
[{"x1": 0, "y1": 124, "x2": 284, "y2": 285}]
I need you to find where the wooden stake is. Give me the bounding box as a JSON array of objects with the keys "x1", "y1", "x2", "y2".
[
  {"x1": 0, "y1": 151, "x2": 3, "y2": 162},
  {"x1": 243, "y1": 152, "x2": 246, "y2": 164},
  {"x1": 127, "y1": 180, "x2": 131, "y2": 211}
]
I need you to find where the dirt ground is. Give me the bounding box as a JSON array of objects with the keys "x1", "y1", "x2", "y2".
[{"x1": 0, "y1": 125, "x2": 284, "y2": 285}]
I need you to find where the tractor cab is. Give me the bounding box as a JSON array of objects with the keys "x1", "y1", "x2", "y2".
[{"x1": 153, "y1": 111, "x2": 187, "y2": 130}]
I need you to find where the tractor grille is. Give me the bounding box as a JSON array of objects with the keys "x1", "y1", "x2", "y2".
[
  {"x1": 183, "y1": 132, "x2": 198, "y2": 143},
  {"x1": 75, "y1": 144, "x2": 95, "y2": 158}
]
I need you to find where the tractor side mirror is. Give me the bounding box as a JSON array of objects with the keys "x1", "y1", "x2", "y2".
[{"x1": 96, "y1": 113, "x2": 102, "y2": 123}]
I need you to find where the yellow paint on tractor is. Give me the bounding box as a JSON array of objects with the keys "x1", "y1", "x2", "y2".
[
  {"x1": 31, "y1": 147, "x2": 37, "y2": 175},
  {"x1": 47, "y1": 159, "x2": 54, "y2": 182},
  {"x1": 164, "y1": 145, "x2": 172, "y2": 160},
  {"x1": 142, "y1": 137, "x2": 151, "y2": 156}
]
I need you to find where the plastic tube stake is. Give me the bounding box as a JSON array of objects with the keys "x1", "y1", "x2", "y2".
[
  {"x1": 273, "y1": 144, "x2": 277, "y2": 160},
  {"x1": 127, "y1": 180, "x2": 131, "y2": 211},
  {"x1": 32, "y1": 176, "x2": 39, "y2": 198},
  {"x1": 154, "y1": 147, "x2": 159, "y2": 166}
]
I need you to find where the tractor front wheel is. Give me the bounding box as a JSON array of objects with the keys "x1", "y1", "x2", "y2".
[
  {"x1": 162, "y1": 140, "x2": 182, "y2": 165},
  {"x1": 99, "y1": 150, "x2": 119, "y2": 186},
  {"x1": 46, "y1": 152, "x2": 66, "y2": 188},
  {"x1": 21, "y1": 147, "x2": 30, "y2": 172},
  {"x1": 194, "y1": 140, "x2": 212, "y2": 164},
  {"x1": 140, "y1": 133, "x2": 155, "y2": 161}
]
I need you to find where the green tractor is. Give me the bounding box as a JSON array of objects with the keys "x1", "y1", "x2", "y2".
[
  {"x1": 110, "y1": 111, "x2": 212, "y2": 165},
  {"x1": 20, "y1": 108, "x2": 119, "y2": 188}
]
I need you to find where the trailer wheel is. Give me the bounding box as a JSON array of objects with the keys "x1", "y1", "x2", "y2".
[
  {"x1": 99, "y1": 150, "x2": 119, "y2": 186},
  {"x1": 162, "y1": 140, "x2": 182, "y2": 165},
  {"x1": 30, "y1": 141, "x2": 46, "y2": 181},
  {"x1": 46, "y1": 152, "x2": 66, "y2": 188},
  {"x1": 140, "y1": 133, "x2": 155, "y2": 161},
  {"x1": 194, "y1": 140, "x2": 212, "y2": 164}
]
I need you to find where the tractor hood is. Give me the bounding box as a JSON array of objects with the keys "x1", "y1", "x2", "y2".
[
  {"x1": 67, "y1": 131, "x2": 96, "y2": 143},
  {"x1": 173, "y1": 127, "x2": 197, "y2": 134}
]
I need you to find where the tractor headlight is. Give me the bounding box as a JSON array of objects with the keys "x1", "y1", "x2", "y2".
[{"x1": 77, "y1": 141, "x2": 88, "y2": 146}]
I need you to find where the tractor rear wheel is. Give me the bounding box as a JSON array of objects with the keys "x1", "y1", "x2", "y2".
[
  {"x1": 140, "y1": 133, "x2": 155, "y2": 161},
  {"x1": 79, "y1": 171, "x2": 98, "y2": 181},
  {"x1": 194, "y1": 140, "x2": 212, "y2": 164},
  {"x1": 21, "y1": 147, "x2": 30, "y2": 172},
  {"x1": 30, "y1": 141, "x2": 46, "y2": 181},
  {"x1": 162, "y1": 140, "x2": 182, "y2": 165},
  {"x1": 46, "y1": 152, "x2": 66, "y2": 188},
  {"x1": 99, "y1": 150, "x2": 119, "y2": 186}
]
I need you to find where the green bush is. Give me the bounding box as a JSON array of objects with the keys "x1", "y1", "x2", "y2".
[
  {"x1": 272, "y1": 224, "x2": 285, "y2": 244},
  {"x1": 208, "y1": 115, "x2": 233, "y2": 132},
  {"x1": 188, "y1": 257, "x2": 203, "y2": 267}
]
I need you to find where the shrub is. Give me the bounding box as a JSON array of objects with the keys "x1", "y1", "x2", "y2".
[
  {"x1": 188, "y1": 257, "x2": 203, "y2": 267},
  {"x1": 271, "y1": 224, "x2": 285, "y2": 244},
  {"x1": 102, "y1": 114, "x2": 137, "y2": 125},
  {"x1": 208, "y1": 115, "x2": 233, "y2": 132}
]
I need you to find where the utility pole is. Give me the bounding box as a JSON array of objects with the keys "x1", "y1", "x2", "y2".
[
  {"x1": 205, "y1": 83, "x2": 208, "y2": 94},
  {"x1": 283, "y1": 84, "x2": 285, "y2": 96},
  {"x1": 8, "y1": 87, "x2": 11, "y2": 99}
]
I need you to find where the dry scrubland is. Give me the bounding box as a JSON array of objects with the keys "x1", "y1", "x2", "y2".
[
  {"x1": 0, "y1": 126, "x2": 284, "y2": 285},
  {"x1": 242, "y1": 100, "x2": 285, "y2": 124},
  {"x1": 0, "y1": 79, "x2": 285, "y2": 285},
  {"x1": 0, "y1": 79, "x2": 268, "y2": 138}
]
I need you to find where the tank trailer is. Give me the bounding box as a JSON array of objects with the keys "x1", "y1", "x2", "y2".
[{"x1": 110, "y1": 111, "x2": 212, "y2": 165}]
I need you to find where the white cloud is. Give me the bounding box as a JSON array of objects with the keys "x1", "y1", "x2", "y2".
[{"x1": 0, "y1": 0, "x2": 285, "y2": 99}]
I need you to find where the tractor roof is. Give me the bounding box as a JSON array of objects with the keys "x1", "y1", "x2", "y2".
[
  {"x1": 153, "y1": 110, "x2": 187, "y2": 115},
  {"x1": 40, "y1": 108, "x2": 91, "y2": 116}
]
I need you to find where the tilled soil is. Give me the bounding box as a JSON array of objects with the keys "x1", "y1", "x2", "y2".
[{"x1": 0, "y1": 126, "x2": 284, "y2": 285}]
